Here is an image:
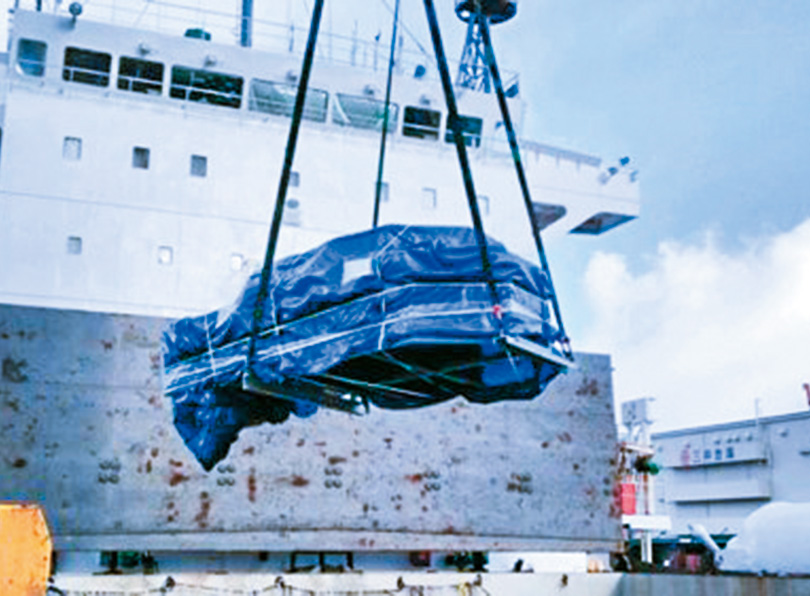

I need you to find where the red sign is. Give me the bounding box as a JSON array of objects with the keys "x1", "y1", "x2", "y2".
[{"x1": 620, "y1": 482, "x2": 637, "y2": 515}]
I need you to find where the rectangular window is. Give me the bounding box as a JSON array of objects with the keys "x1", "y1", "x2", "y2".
[
  {"x1": 63, "y1": 47, "x2": 112, "y2": 87},
  {"x1": 333, "y1": 94, "x2": 398, "y2": 131},
  {"x1": 726, "y1": 447, "x2": 735, "y2": 459},
  {"x1": 169, "y1": 66, "x2": 243, "y2": 109},
  {"x1": 17, "y1": 39, "x2": 47, "y2": 77},
  {"x1": 421, "y1": 187, "x2": 437, "y2": 210},
  {"x1": 290, "y1": 171, "x2": 300, "y2": 187},
  {"x1": 403, "y1": 106, "x2": 441, "y2": 140},
  {"x1": 132, "y1": 146, "x2": 150, "y2": 169},
  {"x1": 158, "y1": 246, "x2": 173, "y2": 265},
  {"x1": 63, "y1": 137, "x2": 82, "y2": 161},
  {"x1": 230, "y1": 253, "x2": 245, "y2": 271},
  {"x1": 248, "y1": 79, "x2": 328, "y2": 122},
  {"x1": 378, "y1": 181, "x2": 389, "y2": 203},
  {"x1": 284, "y1": 198, "x2": 302, "y2": 227},
  {"x1": 117, "y1": 56, "x2": 164, "y2": 95},
  {"x1": 66, "y1": 236, "x2": 82, "y2": 255},
  {"x1": 190, "y1": 154, "x2": 207, "y2": 177},
  {"x1": 478, "y1": 194, "x2": 490, "y2": 215},
  {"x1": 703, "y1": 449, "x2": 712, "y2": 460},
  {"x1": 445, "y1": 114, "x2": 483, "y2": 148}
]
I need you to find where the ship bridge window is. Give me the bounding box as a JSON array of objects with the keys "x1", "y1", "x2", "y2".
[
  {"x1": 63, "y1": 47, "x2": 111, "y2": 87},
  {"x1": 118, "y1": 57, "x2": 164, "y2": 95},
  {"x1": 403, "y1": 106, "x2": 441, "y2": 140},
  {"x1": 445, "y1": 114, "x2": 483, "y2": 148},
  {"x1": 17, "y1": 39, "x2": 47, "y2": 77},
  {"x1": 333, "y1": 93, "x2": 398, "y2": 131},
  {"x1": 170, "y1": 66, "x2": 243, "y2": 109},
  {"x1": 248, "y1": 79, "x2": 328, "y2": 122}
]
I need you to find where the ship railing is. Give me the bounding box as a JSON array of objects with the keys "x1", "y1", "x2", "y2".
[
  {"x1": 482, "y1": 135, "x2": 602, "y2": 169},
  {"x1": 117, "y1": 72, "x2": 164, "y2": 95},
  {"x1": 12, "y1": 0, "x2": 519, "y2": 90},
  {"x1": 61, "y1": 63, "x2": 111, "y2": 87}
]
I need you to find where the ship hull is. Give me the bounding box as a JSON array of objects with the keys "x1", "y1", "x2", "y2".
[{"x1": 0, "y1": 302, "x2": 621, "y2": 553}]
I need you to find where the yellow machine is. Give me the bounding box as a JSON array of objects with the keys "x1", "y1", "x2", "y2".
[{"x1": 0, "y1": 503, "x2": 52, "y2": 596}]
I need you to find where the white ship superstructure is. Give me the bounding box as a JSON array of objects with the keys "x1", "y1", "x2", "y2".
[{"x1": 0, "y1": 2, "x2": 639, "y2": 318}]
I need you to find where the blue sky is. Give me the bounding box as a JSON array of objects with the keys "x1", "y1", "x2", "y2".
[
  {"x1": 502, "y1": 2, "x2": 810, "y2": 429},
  {"x1": 518, "y1": 1, "x2": 810, "y2": 246},
  {"x1": 3, "y1": 0, "x2": 809, "y2": 430}
]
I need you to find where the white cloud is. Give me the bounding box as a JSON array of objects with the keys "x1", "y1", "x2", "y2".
[{"x1": 579, "y1": 219, "x2": 810, "y2": 432}]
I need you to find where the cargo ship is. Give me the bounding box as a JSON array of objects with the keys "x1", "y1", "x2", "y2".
[{"x1": 10, "y1": 3, "x2": 767, "y2": 595}]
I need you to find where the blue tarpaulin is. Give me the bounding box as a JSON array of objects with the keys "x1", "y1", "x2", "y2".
[{"x1": 163, "y1": 225, "x2": 569, "y2": 469}]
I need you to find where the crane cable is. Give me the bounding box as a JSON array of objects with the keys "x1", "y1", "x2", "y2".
[
  {"x1": 372, "y1": 0, "x2": 401, "y2": 228},
  {"x1": 477, "y1": 6, "x2": 571, "y2": 358},
  {"x1": 246, "y1": 0, "x2": 325, "y2": 373},
  {"x1": 422, "y1": 0, "x2": 503, "y2": 326}
]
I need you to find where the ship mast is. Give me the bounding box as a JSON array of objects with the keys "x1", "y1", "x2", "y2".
[{"x1": 455, "y1": 0, "x2": 516, "y2": 92}]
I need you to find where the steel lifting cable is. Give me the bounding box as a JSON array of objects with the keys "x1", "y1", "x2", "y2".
[
  {"x1": 476, "y1": 6, "x2": 572, "y2": 358},
  {"x1": 247, "y1": 0, "x2": 325, "y2": 371},
  {"x1": 372, "y1": 0, "x2": 401, "y2": 228},
  {"x1": 422, "y1": 0, "x2": 503, "y2": 321}
]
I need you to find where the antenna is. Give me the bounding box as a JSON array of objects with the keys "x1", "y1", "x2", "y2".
[{"x1": 455, "y1": 0, "x2": 517, "y2": 92}]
